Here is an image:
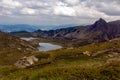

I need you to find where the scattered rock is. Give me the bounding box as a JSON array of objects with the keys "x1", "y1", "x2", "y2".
[
  {"x1": 114, "y1": 52, "x2": 119, "y2": 55},
  {"x1": 17, "y1": 48, "x2": 21, "y2": 51},
  {"x1": 108, "y1": 54, "x2": 114, "y2": 58},
  {"x1": 14, "y1": 56, "x2": 38, "y2": 68},
  {"x1": 83, "y1": 51, "x2": 91, "y2": 56}
]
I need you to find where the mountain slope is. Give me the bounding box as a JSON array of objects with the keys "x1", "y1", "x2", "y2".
[
  {"x1": 0, "y1": 38, "x2": 120, "y2": 80},
  {"x1": 107, "y1": 20, "x2": 120, "y2": 38},
  {"x1": 0, "y1": 31, "x2": 38, "y2": 65},
  {"x1": 10, "y1": 18, "x2": 120, "y2": 47},
  {"x1": 32, "y1": 18, "x2": 120, "y2": 43}
]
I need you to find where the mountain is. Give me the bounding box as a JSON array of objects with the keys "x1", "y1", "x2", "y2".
[
  {"x1": 0, "y1": 31, "x2": 38, "y2": 65},
  {"x1": 107, "y1": 20, "x2": 120, "y2": 38},
  {"x1": 10, "y1": 31, "x2": 33, "y2": 37},
  {"x1": 89, "y1": 18, "x2": 108, "y2": 31},
  {"x1": 0, "y1": 19, "x2": 120, "y2": 79},
  {"x1": 50, "y1": 24, "x2": 82, "y2": 30},
  {"x1": 0, "y1": 24, "x2": 79, "y2": 33},
  {"x1": 0, "y1": 24, "x2": 40, "y2": 32},
  {"x1": 10, "y1": 18, "x2": 120, "y2": 46},
  {"x1": 32, "y1": 18, "x2": 120, "y2": 41}
]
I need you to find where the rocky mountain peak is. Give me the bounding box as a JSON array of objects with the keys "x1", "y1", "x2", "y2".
[
  {"x1": 90, "y1": 18, "x2": 108, "y2": 31},
  {"x1": 95, "y1": 18, "x2": 107, "y2": 25}
]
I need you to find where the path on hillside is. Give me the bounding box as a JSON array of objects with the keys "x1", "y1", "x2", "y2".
[{"x1": 27, "y1": 48, "x2": 120, "y2": 69}]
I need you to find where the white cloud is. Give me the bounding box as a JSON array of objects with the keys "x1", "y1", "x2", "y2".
[
  {"x1": 56, "y1": 1, "x2": 67, "y2": 6},
  {"x1": 0, "y1": 0, "x2": 120, "y2": 25},
  {"x1": 82, "y1": 0, "x2": 120, "y2": 16},
  {"x1": 53, "y1": 6, "x2": 76, "y2": 16},
  {"x1": 0, "y1": 9, "x2": 12, "y2": 15},
  {"x1": 73, "y1": 5, "x2": 109, "y2": 19},
  {"x1": 21, "y1": 8, "x2": 36, "y2": 15},
  {"x1": 53, "y1": 1, "x2": 109, "y2": 19},
  {"x1": 0, "y1": 0, "x2": 22, "y2": 8},
  {"x1": 65, "y1": 0, "x2": 79, "y2": 5}
]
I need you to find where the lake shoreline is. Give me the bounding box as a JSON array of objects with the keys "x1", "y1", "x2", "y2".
[
  {"x1": 21, "y1": 37, "x2": 62, "y2": 51},
  {"x1": 38, "y1": 43, "x2": 62, "y2": 51}
]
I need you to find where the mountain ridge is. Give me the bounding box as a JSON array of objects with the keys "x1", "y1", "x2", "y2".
[
  {"x1": 32, "y1": 18, "x2": 120, "y2": 41},
  {"x1": 10, "y1": 18, "x2": 120, "y2": 46}
]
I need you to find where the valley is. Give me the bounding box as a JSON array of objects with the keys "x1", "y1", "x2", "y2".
[
  {"x1": 0, "y1": 19, "x2": 120, "y2": 80},
  {"x1": 0, "y1": 37, "x2": 120, "y2": 80},
  {"x1": 0, "y1": 0, "x2": 120, "y2": 79}
]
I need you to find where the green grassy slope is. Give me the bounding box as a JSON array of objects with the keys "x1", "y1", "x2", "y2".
[
  {"x1": 0, "y1": 31, "x2": 38, "y2": 65},
  {"x1": 0, "y1": 38, "x2": 120, "y2": 80}
]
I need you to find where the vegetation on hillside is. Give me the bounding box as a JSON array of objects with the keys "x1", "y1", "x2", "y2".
[
  {"x1": 0, "y1": 37, "x2": 120, "y2": 80},
  {"x1": 0, "y1": 31, "x2": 38, "y2": 65}
]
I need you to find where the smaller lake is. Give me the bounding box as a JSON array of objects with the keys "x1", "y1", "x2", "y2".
[
  {"x1": 21, "y1": 37, "x2": 37, "y2": 41},
  {"x1": 21, "y1": 37, "x2": 62, "y2": 51},
  {"x1": 38, "y1": 43, "x2": 62, "y2": 51}
]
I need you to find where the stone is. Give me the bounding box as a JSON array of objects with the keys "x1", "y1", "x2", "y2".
[
  {"x1": 14, "y1": 56, "x2": 38, "y2": 68},
  {"x1": 83, "y1": 51, "x2": 91, "y2": 56},
  {"x1": 108, "y1": 54, "x2": 114, "y2": 58},
  {"x1": 17, "y1": 48, "x2": 21, "y2": 50}
]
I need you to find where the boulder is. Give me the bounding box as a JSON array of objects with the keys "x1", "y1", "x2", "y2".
[
  {"x1": 14, "y1": 56, "x2": 38, "y2": 68},
  {"x1": 83, "y1": 51, "x2": 91, "y2": 56}
]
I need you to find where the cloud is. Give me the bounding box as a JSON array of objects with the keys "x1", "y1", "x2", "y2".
[
  {"x1": 1, "y1": 9, "x2": 12, "y2": 15},
  {"x1": 0, "y1": 0, "x2": 22, "y2": 8},
  {"x1": 83, "y1": 0, "x2": 120, "y2": 16},
  {"x1": 97, "y1": 2, "x2": 120, "y2": 16},
  {"x1": 20, "y1": 8, "x2": 36, "y2": 15},
  {"x1": 0, "y1": 0, "x2": 120, "y2": 25},
  {"x1": 65, "y1": 0, "x2": 79, "y2": 5},
  {"x1": 73, "y1": 5, "x2": 109, "y2": 19},
  {"x1": 53, "y1": 0, "x2": 109, "y2": 18},
  {"x1": 53, "y1": 6, "x2": 76, "y2": 16}
]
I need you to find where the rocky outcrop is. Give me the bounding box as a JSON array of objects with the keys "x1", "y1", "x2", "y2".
[
  {"x1": 14, "y1": 56, "x2": 38, "y2": 68},
  {"x1": 83, "y1": 51, "x2": 91, "y2": 56}
]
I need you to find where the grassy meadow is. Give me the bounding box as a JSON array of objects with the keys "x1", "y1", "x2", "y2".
[{"x1": 0, "y1": 38, "x2": 120, "y2": 80}]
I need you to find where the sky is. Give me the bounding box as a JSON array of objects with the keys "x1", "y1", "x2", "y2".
[{"x1": 0, "y1": 0, "x2": 120, "y2": 25}]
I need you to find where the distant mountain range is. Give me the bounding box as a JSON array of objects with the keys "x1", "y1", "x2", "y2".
[
  {"x1": 0, "y1": 24, "x2": 39, "y2": 32},
  {"x1": 11, "y1": 18, "x2": 120, "y2": 46},
  {"x1": 0, "y1": 24, "x2": 79, "y2": 33}
]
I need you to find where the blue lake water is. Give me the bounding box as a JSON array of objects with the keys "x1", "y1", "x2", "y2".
[
  {"x1": 21, "y1": 37, "x2": 62, "y2": 51},
  {"x1": 38, "y1": 43, "x2": 62, "y2": 51}
]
